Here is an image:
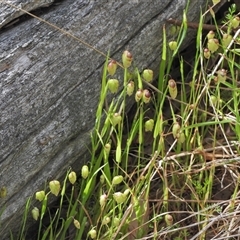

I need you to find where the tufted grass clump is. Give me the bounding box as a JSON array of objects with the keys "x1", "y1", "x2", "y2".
[{"x1": 5, "y1": 1, "x2": 240, "y2": 240}]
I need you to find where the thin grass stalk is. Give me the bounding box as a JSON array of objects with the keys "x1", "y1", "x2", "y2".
[
  {"x1": 158, "y1": 24, "x2": 167, "y2": 95},
  {"x1": 18, "y1": 196, "x2": 32, "y2": 240}
]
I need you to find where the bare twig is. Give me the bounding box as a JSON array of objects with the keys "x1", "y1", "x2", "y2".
[{"x1": 166, "y1": 18, "x2": 240, "y2": 32}]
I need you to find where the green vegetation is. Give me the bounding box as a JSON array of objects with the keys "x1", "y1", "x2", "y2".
[{"x1": 3, "y1": 1, "x2": 240, "y2": 240}]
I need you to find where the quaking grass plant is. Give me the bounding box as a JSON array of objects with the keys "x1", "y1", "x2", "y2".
[{"x1": 4, "y1": 1, "x2": 240, "y2": 239}]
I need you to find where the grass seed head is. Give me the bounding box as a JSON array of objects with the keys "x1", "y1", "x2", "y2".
[
  {"x1": 204, "y1": 48, "x2": 211, "y2": 59},
  {"x1": 32, "y1": 207, "x2": 39, "y2": 221},
  {"x1": 35, "y1": 190, "x2": 45, "y2": 202},
  {"x1": 169, "y1": 41, "x2": 178, "y2": 51},
  {"x1": 222, "y1": 34, "x2": 232, "y2": 49},
  {"x1": 145, "y1": 119, "x2": 154, "y2": 132},
  {"x1": 68, "y1": 171, "x2": 77, "y2": 184},
  {"x1": 122, "y1": 50, "x2": 133, "y2": 68},
  {"x1": 107, "y1": 59, "x2": 117, "y2": 76},
  {"x1": 112, "y1": 175, "x2": 124, "y2": 185},
  {"x1": 231, "y1": 16, "x2": 240, "y2": 28},
  {"x1": 135, "y1": 89, "x2": 143, "y2": 102},
  {"x1": 102, "y1": 216, "x2": 111, "y2": 225},
  {"x1": 73, "y1": 219, "x2": 80, "y2": 229},
  {"x1": 127, "y1": 80, "x2": 135, "y2": 96},
  {"x1": 100, "y1": 193, "x2": 107, "y2": 207},
  {"x1": 210, "y1": 95, "x2": 218, "y2": 107},
  {"x1": 142, "y1": 69, "x2": 153, "y2": 82},
  {"x1": 111, "y1": 113, "x2": 122, "y2": 126},
  {"x1": 89, "y1": 229, "x2": 97, "y2": 239},
  {"x1": 217, "y1": 68, "x2": 227, "y2": 82},
  {"x1": 165, "y1": 214, "x2": 173, "y2": 226},
  {"x1": 113, "y1": 217, "x2": 120, "y2": 226},
  {"x1": 143, "y1": 89, "x2": 151, "y2": 103},
  {"x1": 177, "y1": 131, "x2": 186, "y2": 143},
  {"x1": 108, "y1": 79, "x2": 119, "y2": 93},
  {"x1": 168, "y1": 79, "x2": 177, "y2": 99},
  {"x1": 169, "y1": 25, "x2": 180, "y2": 35},
  {"x1": 123, "y1": 188, "x2": 130, "y2": 197},
  {"x1": 113, "y1": 192, "x2": 126, "y2": 204},
  {"x1": 49, "y1": 180, "x2": 61, "y2": 196},
  {"x1": 81, "y1": 165, "x2": 89, "y2": 179},
  {"x1": 104, "y1": 143, "x2": 111, "y2": 158},
  {"x1": 172, "y1": 122, "x2": 181, "y2": 138},
  {"x1": 207, "y1": 30, "x2": 215, "y2": 39},
  {"x1": 100, "y1": 175, "x2": 105, "y2": 184},
  {"x1": 207, "y1": 38, "x2": 219, "y2": 53}
]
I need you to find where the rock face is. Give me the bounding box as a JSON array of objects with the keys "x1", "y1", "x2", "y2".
[{"x1": 0, "y1": 0, "x2": 226, "y2": 238}]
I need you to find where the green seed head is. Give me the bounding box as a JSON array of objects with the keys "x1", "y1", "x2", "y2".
[
  {"x1": 207, "y1": 38, "x2": 219, "y2": 53},
  {"x1": 222, "y1": 34, "x2": 232, "y2": 49},
  {"x1": 172, "y1": 122, "x2": 181, "y2": 138},
  {"x1": 89, "y1": 229, "x2": 97, "y2": 239},
  {"x1": 168, "y1": 79, "x2": 177, "y2": 99},
  {"x1": 143, "y1": 89, "x2": 151, "y2": 103},
  {"x1": 126, "y1": 81, "x2": 135, "y2": 96},
  {"x1": 104, "y1": 143, "x2": 111, "y2": 155},
  {"x1": 100, "y1": 175, "x2": 105, "y2": 184},
  {"x1": 35, "y1": 190, "x2": 45, "y2": 202},
  {"x1": 177, "y1": 131, "x2": 185, "y2": 143},
  {"x1": 68, "y1": 171, "x2": 77, "y2": 185},
  {"x1": 204, "y1": 48, "x2": 211, "y2": 59},
  {"x1": 113, "y1": 192, "x2": 126, "y2": 204},
  {"x1": 122, "y1": 50, "x2": 133, "y2": 68},
  {"x1": 81, "y1": 165, "x2": 89, "y2": 179},
  {"x1": 231, "y1": 16, "x2": 240, "y2": 29},
  {"x1": 169, "y1": 25, "x2": 179, "y2": 35},
  {"x1": 142, "y1": 69, "x2": 153, "y2": 82},
  {"x1": 111, "y1": 113, "x2": 122, "y2": 127},
  {"x1": 73, "y1": 219, "x2": 80, "y2": 229},
  {"x1": 99, "y1": 193, "x2": 107, "y2": 207},
  {"x1": 112, "y1": 175, "x2": 124, "y2": 185},
  {"x1": 145, "y1": 119, "x2": 154, "y2": 132},
  {"x1": 217, "y1": 69, "x2": 227, "y2": 83},
  {"x1": 168, "y1": 41, "x2": 178, "y2": 51},
  {"x1": 123, "y1": 188, "x2": 130, "y2": 197},
  {"x1": 107, "y1": 59, "x2": 117, "y2": 76},
  {"x1": 207, "y1": 30, "x2": 215, "y2": 39},
  {"x1": 113, "y1": 217, "x2": 120, "y2": 226},
  {"x1": 49, "y1": 180, "x2": 61, "y2": 196},
  {"x1": 135, "y1": 89, "x2": 143, "y2": 102},
  {"x1": 102, "y1": 216, "x2": 111, "y2": 225},
  {"x1": 165, "y1": 214, "x2": 173, "y2": 226},
  {"x1": 32, "y1": 207, "x2": 40, "y2": 221},
  {"x1": 210, "y1": 95, "x2": 217, "y2": 107},
  {"x1": 108, "y1": 79, "x2": 119, "y2": 93}
]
